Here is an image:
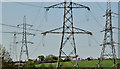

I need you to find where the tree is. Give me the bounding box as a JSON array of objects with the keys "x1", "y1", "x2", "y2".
[
  {"x1": 38, "y1": 55, "x2": 44, "y2": 61},
  {"x1": 117, "y1": 63, "x2": 120, "y2": 68},
  {"x1": 87, "y1": 57, "x2": 93, "y2": 61},
  {"x1": 44, "y1": 57, "x2": 53, "y2": 62},
  {"x1": 87, "y1": 57, "x2": 91, "y2": 61},
  {"x1": 28, "y1": 59, "x2": 33, "y2": 61},
  {"x1": 0, "y1": 44, "x2": 12, "y2": 62},
  {"x1": 0, "y1": 44, "x2": 17, "y2": 69},
  {"x1": 44, "y1": 54, "x2": 58, "y2": 62},
  {"x1": 46, "y1": 54, "x2": 58, "y2": 60},
  {"x1": 52, "y1": 56, "x2": 58, "y2": 60}
]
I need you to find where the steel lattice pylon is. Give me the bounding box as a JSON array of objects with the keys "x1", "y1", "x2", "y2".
[
  {"x1": 98, "y1": 2, "x2": 117, "y2": 68},
  {"x1": 118, "y1": 1, "x2": 120, "y2": 59},
  {"x1": 18, "y1": 16, "x2": 35, "y2": 61},
  {"x1": 42, "y1": 2, "x2": 92, "y2": 69},
  {"x1": 13, "y1": 34, "x2": 17, "y2": 61}
]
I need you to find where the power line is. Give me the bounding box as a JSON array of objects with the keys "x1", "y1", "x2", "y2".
[
  {"x1": 29, "y1": 35, "x2": 46, "y2": 57},
  {"x1": 14, "y1": 2, "x2": 42, "y2": 8},
  {"x1": 95, "y1": 2, "x2": 105, "y2": 12},
  {"x1": 91, "y1": 35, "x2": 101, "y2": 46},
  {"x1": 89, "y1": 11, "x2": 104, "y2": 28},
  {"x1": 31, "y1": 7, "x2": 42, "y2": 25},
  {"x1": 4, "y1": 0, "x2": 43, "y2": 8}
]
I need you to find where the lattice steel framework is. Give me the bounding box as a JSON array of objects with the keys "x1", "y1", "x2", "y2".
[
  {"x1": 118, "y1": 1, "x2": 120, "y2": 59},
  {"x1": 42, "y1": 2, "x2": 92, "y2": 69},
  {"x1": 13, "y1": 34, "x2": 17, "y2": 61},
  {"x1": 18, "y1": 16, "x2": 35, "y2": 61},
  {"x1": 98, "y1": 2, "x2": 117, "y2": 68}
]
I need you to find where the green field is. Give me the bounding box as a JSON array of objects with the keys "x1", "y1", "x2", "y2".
[{"x1": 35, "y1": 59, "x2": 120, "y2": 68}]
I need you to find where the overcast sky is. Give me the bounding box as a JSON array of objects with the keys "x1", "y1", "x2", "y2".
[{"x1": 1, "y1": 1, "x2": 118, "y2": 61}]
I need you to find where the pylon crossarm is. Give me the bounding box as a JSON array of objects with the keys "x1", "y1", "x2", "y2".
[
  {"x1": 101, "y1": 27, "x2": 116, "y2": 32},
  {"x1": 114, "y1": 42, "x2": 120, "y2": 45},
  {"x1": 41, "y1": 28, "x2": 92, "y2": 35},
  {"x1": 44, "y1": 2, "x2": 90, "y2": 11},
  {"x1": 41, "y1": 27, "x2": 63, "y2": 35},
  {"x1": 73, "y1": 27, "x2": 92, "y2": 35},
  {"x1": 112, "y1": 27, "x2": 120, "y2": 30},
  {"x1": 100, "y1": 42, "x2": 117, "y2": 46},
  {"x1": 26, "y1": 41, "x2": 34, "y2": 44},
  {"x1": 25, "y1": 24, "x2": 33, "y2": 27},
  {"x1": 42, "y1": 32, "x2": 92, "y2": 35},
  {"x1": 72, "y1": 2, "x2": 90, "y2": 11},
  {"x1": 45, "y1": 2, "x2": 90, "y2": 9},
  {"x1": 103, "y1": 11, "x2": 118, "y2": 17},
  {"x1": 16, "y1": 41, "x2": 34, "y2": 44},
  {"x1": 44, "y1": 2, "x2": 64, "y2": 9},
  {"x1": 26, "y1": 32, "x2": 35, "y2": 36},
  {"x1": 17, "y1": 23, "x2": 33, "y2": 27},
  {"x1": 2, "y1": 32, "x2": 35, "y2": 36}
]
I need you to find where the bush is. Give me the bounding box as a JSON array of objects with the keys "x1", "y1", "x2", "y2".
[
  {"x1": 2, "y1": 59, "x2": 17, "y2": 69},
  {"x1": 43, "y1": 55, "x2": 58, "y2": 63},
  {"x1": 64, "y1": 58, "x2": 70, "y2": 61},
  {"x1": 43, "y1": 57, "x2": 58, "y2": 63},
  {"x1": 52, "y1": 56, "x2": 58, "y2": 60},
  {"x1": 117, "y1": 63, "x2": 120, "y2": 68},
  {"x1": 38, "y1": 55, "x2": 45, "y2": 62},
  {"x1": 44, "y1": 57, "x2": 53, "y2": 62}
]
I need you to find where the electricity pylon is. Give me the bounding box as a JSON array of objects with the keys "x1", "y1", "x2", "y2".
[
  {"x1": 42, "y1": 1, "x2": 92, "y2": 69},
  {"x1": 118, "y1": 1, "x2": 120, "y2": 59},
  {"x1": 98, "y1": 2, "x2": 117, "y2": 68},
  {"x1": 2, "y1": 32, "x2": 23, "y2": 61},
  {"x1": 17, "y1": 16, "x2": 35, "y2": 61},
  {"x1": 13, "y1": 33, "x2": 17, "y2": 61}
]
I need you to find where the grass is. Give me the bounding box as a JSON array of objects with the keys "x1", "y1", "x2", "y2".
[
  {"x1": 35, "y1": 63, "x2": 57, "y2": 67},
  {"x1": 77, "y1": 60, "x2": 99, "y2": 67},
  {"x1": 35, "y1": 59, "x2": 120, "y2": 68}
]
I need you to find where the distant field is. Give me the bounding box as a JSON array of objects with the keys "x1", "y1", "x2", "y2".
[{"x1": 35, "y1": 59, "x2": 120, "y2": 68}]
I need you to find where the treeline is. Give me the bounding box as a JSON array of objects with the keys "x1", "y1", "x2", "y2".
[{"x1": 37, "y1": 54, "x2": 70, "y2": 63}]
